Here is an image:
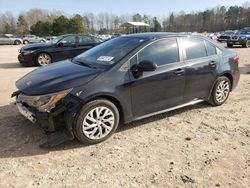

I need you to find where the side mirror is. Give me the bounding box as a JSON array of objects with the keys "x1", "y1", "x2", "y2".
[
  {"x1": 137, "y1": 60, "x2": 157, "y2": 72},
  {"x1": 131, "y1": 60, "x2": 157, "y2": 78},
  {"x1": 57, "y1": 42, "x2": 64, "y2": 47}
]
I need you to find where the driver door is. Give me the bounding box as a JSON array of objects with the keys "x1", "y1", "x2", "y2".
[
  {"x1": 130, "y1": 38, "x2": 186, "y2": 118},
  {"x1": 53, "y1": 36, "x2": 78, "y2": 62}
]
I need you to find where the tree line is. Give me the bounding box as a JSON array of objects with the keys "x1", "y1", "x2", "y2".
[{"x1": 0, "y1": 2, "x2": 250, "y2": 36}]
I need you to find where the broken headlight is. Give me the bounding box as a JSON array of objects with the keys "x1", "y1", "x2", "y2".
[{"x1": 17, "y1": 89, "x2": 71, "y2": 112}]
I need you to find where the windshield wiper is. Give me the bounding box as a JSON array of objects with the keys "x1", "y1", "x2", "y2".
[{"x1": 73, "y1": 59, "x2": 96, "y2": 68}]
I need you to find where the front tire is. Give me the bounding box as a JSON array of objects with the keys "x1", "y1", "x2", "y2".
[
  {"x1": 73, "y1": 99, "x2": 119, "y2": 145},
  {"x1": 36, "y1": 53, "x2": 52, "y2": 66},
  {"x1": 208, "y1": 76, "x2": 231, "y2": 106},
  {"x1": 23, "y1": 40, "x2": 29, "y2": 44}
]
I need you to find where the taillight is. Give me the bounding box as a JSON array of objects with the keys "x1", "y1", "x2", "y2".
[{"x1": 233, "y1": 55, "x2": 240, "y2": 63}]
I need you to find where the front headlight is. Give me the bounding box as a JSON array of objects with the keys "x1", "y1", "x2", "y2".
[
  {"x1": 240, "y1": 36, "x2": 246, "y2": 40},
  {"x1": 17, "y1": 89, "x2": 71, "y2": 112},
  {"x1": 22, "y1": 50, "x2": 34, "y2": 55}
]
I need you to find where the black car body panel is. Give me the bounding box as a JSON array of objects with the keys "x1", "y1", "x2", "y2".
[
  {"x1": 18, "y1": 34, "x2": 101, "y2": 66},
  {"x1": 14, "y1": 32, "x2": 240, "y2": 137},
  {"x1": 16, "y1": 60, "x2": 102, "y2": 95}
]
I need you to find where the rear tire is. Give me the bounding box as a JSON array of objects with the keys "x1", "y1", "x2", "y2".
[
  {"x1": 73, "y1": 99, "x2": 119, "y2": 145},
  {"x1": 23, "y1": 40, "x2": 29, "y2": 44},
  {"x1": 14, "y1": 40, "x2": 21, "y2": 45},
  {"x1": 208, "y1": 76, "x2": 231, "y2": 106}
]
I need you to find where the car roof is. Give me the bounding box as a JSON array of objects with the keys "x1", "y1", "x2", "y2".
[
  {"x1": 60, "y1": 34, "x2": 93, "y2": 37},
  {"x1": 124, "y1": 32, "x2": 190, "y2": 39}
]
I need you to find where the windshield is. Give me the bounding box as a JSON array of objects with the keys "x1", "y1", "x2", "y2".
[
  {"x1": 50, "y1": 36, "x2": 63, "y2": 44},
  {"x1": 73, "y1": 37, "x2": 148, "y2": 67},
  {"x1": 224, "y1": 32, "x2": 235, "y2": 35}
]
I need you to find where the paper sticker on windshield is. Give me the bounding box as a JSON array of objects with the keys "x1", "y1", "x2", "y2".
[{"x1": 97, "y1": 56, "x2": 114, "y2": 62}]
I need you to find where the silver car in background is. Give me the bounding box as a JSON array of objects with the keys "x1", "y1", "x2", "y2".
[
  {"x1": 0, "y1": 34, "x2": 23, "y2": 45},
  {"x1": 22, "y1": 35, "x2": 46, "y2": 44}
]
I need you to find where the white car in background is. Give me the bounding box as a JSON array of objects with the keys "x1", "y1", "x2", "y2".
[
  {"x1": 99, "y1": 34, "x2": 112, "y2": 41},
  {"x1": 207, "y1": 33, "x2": 218, "y2": 40}
]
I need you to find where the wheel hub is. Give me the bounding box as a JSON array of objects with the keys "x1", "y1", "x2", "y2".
[
  {"x1": 215, "y1": 80, "x2": 230, "y2": 103},
  {"x1": 82, "y1": 106, "x2": 115, "y2": 140}
]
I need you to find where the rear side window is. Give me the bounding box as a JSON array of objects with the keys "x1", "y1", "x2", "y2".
[
  {"x1": 78, "y1": 36, "x2": 94, "y2": 44},
  {"x1": 205, "y1": 41, "x2": 217, "y2": 56},
  {"x1": 138, "y1": 39, "x2": 179, "y2": 66},
  {"x1": 183, "y1": 37, "x2": 207, "y2": 60}
]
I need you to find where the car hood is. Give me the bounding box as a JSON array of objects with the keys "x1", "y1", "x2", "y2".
[
  {"x1": 16, "y1": 60, "x2": 102, "y2": 95},
  {"x1": 21, "y1": 43, "x2": 53, "y2": 51}
]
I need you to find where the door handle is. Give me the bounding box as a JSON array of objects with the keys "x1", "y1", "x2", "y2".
[
  {"x1": 209, "y1": 60, "x2": 216, "y2": 67},
  {"x1": 174, "y1": 68, "x2": 185, "y2": 75}
]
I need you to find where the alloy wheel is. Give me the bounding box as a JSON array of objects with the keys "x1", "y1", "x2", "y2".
[
  {"x1": 82, "y1": 106, "x2": 115, "y2": 140},
  {"x1": 37, "y1": 53, "x2": 51, "y2": 66},
  {"x1": 215, "y1": 80, "x2": 230, "y2": 103}
]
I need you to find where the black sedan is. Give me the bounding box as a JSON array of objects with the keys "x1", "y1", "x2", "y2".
[
  {"x1": 18, "y1": 34, "x2": 102, "y2": 66},
  {"x1": 13, "y1": 33, "x2": 240, "y2": 147}
]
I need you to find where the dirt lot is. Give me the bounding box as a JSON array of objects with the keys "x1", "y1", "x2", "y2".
[{"x1": 0, "y1": 44, "x2": 249, "y2": 188}]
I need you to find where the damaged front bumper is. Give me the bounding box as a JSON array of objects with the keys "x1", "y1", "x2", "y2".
[
  {"x1": 13, "y1": 91, "x2": 82, "y2": 134},
  {"x1": 16, "y1": 101, "x2": 36, "y2": 123}
]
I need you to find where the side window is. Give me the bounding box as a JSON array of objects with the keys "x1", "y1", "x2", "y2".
[
  {"x1": 183, "y1": 37, "x2": 207, "y2": 60},
  {"x1": 138, "y1": 39, "x2": 179, "y2": 66},
  {"x1": 78, "y1": 36, "x2": 94, "y2": 44},
  {"x1": 92, "y1": 37, "x2": 101, "y2": 42},
  {"x1": 205, "y1": 41, "x2": 217, "y2": 56},
  {"x1": 61, "y1": 36, "x2": 77, "y2": 46}
]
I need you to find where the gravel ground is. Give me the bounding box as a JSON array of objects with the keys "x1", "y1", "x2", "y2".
[{"x1": 0, "y1": 44, "x2": 249, "y2": 187}]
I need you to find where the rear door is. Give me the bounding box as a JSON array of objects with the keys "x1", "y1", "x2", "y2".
[
  {"x1": 181, "y1": 37, "x2": 220, "y2": 101},
  {"x1": 130, "y1": 38, "x2": 186, "y2": 118},
  {"x1": 75, "y1": 35, "x2": 98, "y2": 55}
]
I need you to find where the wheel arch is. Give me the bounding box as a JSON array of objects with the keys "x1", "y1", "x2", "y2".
[{"x1": 208, "y1": 72, "x2": 234, "y2": 99}]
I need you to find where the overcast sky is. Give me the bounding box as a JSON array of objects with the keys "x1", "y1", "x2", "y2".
[{"x1": 0, "y1": 0, "x2": 249, "y2": 16}]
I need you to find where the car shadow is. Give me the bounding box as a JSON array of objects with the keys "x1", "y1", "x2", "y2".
[
  {"x1": 225, "y1": 46, "x2": 246, "y2": 49},
  {"x1": 0, "y1": 62, "x2": 28, "y2": 69},
  {"x1": 0, "y1": 102, "x2": 209, "y2": 159},
  {"x1": 239, "y1": 65, "x2": 250, "y2": 75}
]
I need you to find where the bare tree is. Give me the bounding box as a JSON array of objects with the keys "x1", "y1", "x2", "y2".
[{"x1": 0, "y1": 12, "x2": 16, "y2": 34}]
